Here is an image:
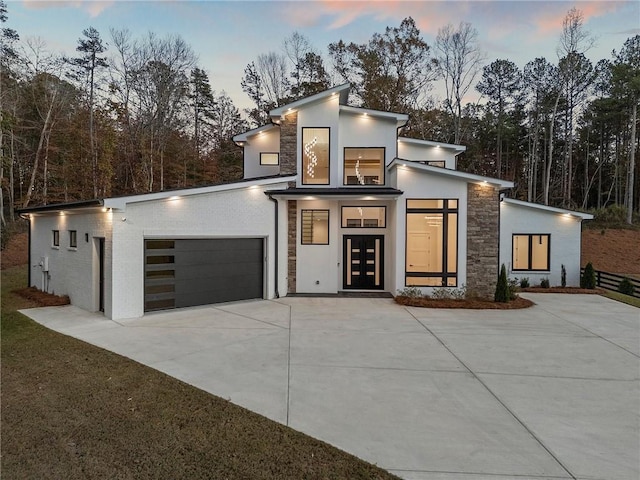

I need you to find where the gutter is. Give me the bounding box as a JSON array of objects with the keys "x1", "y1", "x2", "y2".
[{"x1": 266, "y1": 193, "x2": 280, "y2": 298}]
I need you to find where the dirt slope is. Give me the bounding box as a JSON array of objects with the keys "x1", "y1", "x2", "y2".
[
  {"x1": 581, "y1": 229, "x2": 640, "y2": 277},
  {"x1": 1, "y1": 233, "x2": 28, "y2": 270}
]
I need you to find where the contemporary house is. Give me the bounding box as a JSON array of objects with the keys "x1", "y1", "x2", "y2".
[{"x1": 18, "y1": 84, "x2": 592, "y2": 320}]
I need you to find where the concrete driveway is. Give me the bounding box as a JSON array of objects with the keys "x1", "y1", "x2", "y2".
[{"x1": 22, "y1": 294, "x2": 639, "y2": 480}]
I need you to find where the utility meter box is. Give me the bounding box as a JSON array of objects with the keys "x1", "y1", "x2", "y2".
[{"x1": 40, "y1": 256, "x2": 49, "y2": 272}]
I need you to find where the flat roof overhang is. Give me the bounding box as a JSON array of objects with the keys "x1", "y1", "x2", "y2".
[{"x1": 266, "y1": 187, "x2": 403, "y2": 200}]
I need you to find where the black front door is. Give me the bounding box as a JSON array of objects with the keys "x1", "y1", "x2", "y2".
[{"x1": 343, "y1": 235, "x2": 384, "y2": 290}]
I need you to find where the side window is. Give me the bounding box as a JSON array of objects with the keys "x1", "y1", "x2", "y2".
[
  {"x1": 69, "y1": 230, "x2": 77, "y2": 249},
  {"x1": 301, "y1": 210, "x2": 329, "y2": 245},
  {"x1": 512, "y1": 234, "x2": 550, "y2": 271},
  {"x1": 260, "y1": 153, "x2": 279, "y2": 165},
  {"x1": 341, "y1": 206, "x2": 386, "y2": 228},
  {"x1": 52, "y1": 230, "x2": 60, "y2": 247}
]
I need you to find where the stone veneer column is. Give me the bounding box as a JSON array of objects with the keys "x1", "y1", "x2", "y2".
[
  {"x1": 287, "y1": 200, "x2": 297, "y2": 294},
  {"x1": 466, "y1": 183, "x2": 500, "y2": 299},
  {"x1": 280, "y1": 111, "x2": 298, "y2": 176}
]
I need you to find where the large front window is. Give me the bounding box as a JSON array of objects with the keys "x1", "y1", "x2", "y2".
[
  {"x1": 344, "y1": 147, "x2": 384, "y2": 185},
  {"x1": 302, "y1": 128, "x2": 329, "y2": 184},
  {"x1": 513, "y1": 234, "x2": 550, "y2": 271},
  {"x1": 405, "y1": 199, "x2": 458, "y2": 287}
]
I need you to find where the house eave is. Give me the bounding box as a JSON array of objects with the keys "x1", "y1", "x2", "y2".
[
  {"x1": 265, "y1": 187, "x2": 403, "y2": 200},
  {"x1": 398, "y1": 136, "x2": 466, "y2": 153},
  {"x1": 501, "y1": 198, "x2": 594, "y2": 220},
  {"x1": 269, "y1": 83, "x2": 350, "y2": 120},
  {"x1": 390, "y1": 159, "x2": 514, "y2": 189}
]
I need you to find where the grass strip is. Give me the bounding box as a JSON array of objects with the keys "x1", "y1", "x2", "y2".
[{"x1": 1, "y1": 265, "x2": 398, "y2": 480}]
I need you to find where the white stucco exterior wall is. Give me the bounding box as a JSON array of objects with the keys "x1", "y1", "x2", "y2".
[
  {"x1": 242, "y1": 127, "x2": 281, "y2": 179},
  {"x1": 397, "y1": 140, "x2": 459, "y2": 169},
  {"x1": 392, "y1": 165, "x2": 469, "y2": 295},
  {"x1": 107, "y1": 182, "x2": 289, "y2": 320},
  {"x1": 339, "y1": 113, "x2": 399, "y2": 186},
  {"x1": 28, "y1": 210, "x2": 114, "y2": 317},
  {"x1": 499, "y1": 200, "x2": 586, "y2": 286}
]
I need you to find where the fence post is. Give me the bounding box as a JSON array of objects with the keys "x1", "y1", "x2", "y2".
[{"x1": 597, "y1": 271, "x2": 601, "y2": 287}]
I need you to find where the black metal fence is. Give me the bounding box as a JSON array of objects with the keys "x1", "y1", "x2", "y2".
[{"x1": 581, "y1": 268, "x2": 640, "y2": 299}]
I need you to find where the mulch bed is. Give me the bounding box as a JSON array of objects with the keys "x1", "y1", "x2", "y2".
[
  {"x1": 395, "y1": 296, "x2": 535, "y2": 309},
  {"x1": 521, "y1": 287, "x2": 603, "y2": 294},
  {"x1": 12, "y1": 287, "x2": 70, "y2": 306}
]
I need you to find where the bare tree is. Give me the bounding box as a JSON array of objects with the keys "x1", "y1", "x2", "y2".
[
  {"x1": 544, "y1": 7, "x2": 595, "y2": 205},
  {"x1": 435, "y1": 22, "x2": 484, "y2": 144}
]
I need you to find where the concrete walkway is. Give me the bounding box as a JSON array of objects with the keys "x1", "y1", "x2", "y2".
[{"x1": 21, "y1": 294, "x2": 639, "y2": 480}]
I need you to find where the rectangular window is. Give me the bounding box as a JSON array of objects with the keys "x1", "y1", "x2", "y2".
[
  {"x1": 344, "y1": 148, "x2": 384, "y2": 185},
  {"x1": 341, "y1": 206, "x2": 386, "y2": 228},
  {"x1": 52, "y1": 230, "x2": 60, "y2": 247},
  {"x1": 512, "y1": 234, "x2": 550, "y2": 271},
  {"x1": 69, "y1": 230, "x2": 77, "y2": 248},
  {"x1": 260, "y1": 152, "x2": 279, "y2": 165},
  {"x1": 302, "y1": 128, "x2": 330, "y2": 184},
  {"x1": 405, "y1": 199, "x2": 458, "y2": 287},
  {"x1": 301, "y1": 210, "x2": 329, "y2": 245}
]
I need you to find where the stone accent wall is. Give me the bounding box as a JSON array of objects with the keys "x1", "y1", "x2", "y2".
[
  {"x1": 466, "y1": 183, "x2": 500, "y2": 299},
  {"x1": 280, "y1": 111, "x2": 298, "y2": 176},
  {"x1": 287, "y1": 200, "x2": 297, "y2": 293}
]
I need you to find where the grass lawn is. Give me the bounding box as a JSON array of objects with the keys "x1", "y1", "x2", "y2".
[
  {"x1": 602, "y1": 290, "x2": 640, "y2": 308},
  {"x1": 1, "y1": 265, "x2": 398, "y2": 480}
]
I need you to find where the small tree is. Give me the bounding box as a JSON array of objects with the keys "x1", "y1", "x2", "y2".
[
  {"x1": 618, "y1": 278, "x2": 635, "y2": 296},
  {"x1": 581, "y1": 262, "x2": 596, "y2": 289},
  {"x1": 494, "y1": 264, "x2": 510, "y2": 302}
]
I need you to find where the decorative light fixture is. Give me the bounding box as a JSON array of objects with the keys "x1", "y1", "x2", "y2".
[
  {"x1": 305, "y1": 136, "x2": 318, "y2": 178},
  {"x1": 355, "y1": 159, "x2": 365, "y2": 185}
]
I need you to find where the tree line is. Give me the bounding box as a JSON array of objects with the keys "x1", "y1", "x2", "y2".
[{"x1": 1, "y1": 3, "x2": 638, "y2": 229}]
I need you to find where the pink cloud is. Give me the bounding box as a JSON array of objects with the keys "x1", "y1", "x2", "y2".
[
  {"x1": 532, "y1": 1, "x2": 625, "y2": 35},
  {"x1": 22, "y1": 0, "x2": 114, "y2": 17}
]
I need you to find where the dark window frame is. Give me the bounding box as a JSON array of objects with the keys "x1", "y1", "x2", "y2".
[
  {"x1": 301, "y1": 127, "x2": 330, "y2": 185},
  {"x1": 69, "y1": 230, "x2": 77, "y2": 249},
  {"x1": 343, "y1": 147, "x2": 386, "y2": 186},
  {"x1": 404, "y1": 198, "x2": 459, "y2": 287},
  {"x1": 260, "y1": 152, "x2": 280, "y2": 166},
  {"x1": 512, "y1": 234, "x2": 551, "y2": 272},
  {"x1": 301, "y1": 209, "x2": 330, "y2": 245},
  {"x1": 52, "y1": 230, "x2": 60, "y2": 247},
  {"x1": 340, "y1": 206, "x2": 387, "y2": 228}
]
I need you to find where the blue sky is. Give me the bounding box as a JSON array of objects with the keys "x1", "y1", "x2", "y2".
[{"x1": 6, "y1": 1, "x2": 640, "y2": 111}]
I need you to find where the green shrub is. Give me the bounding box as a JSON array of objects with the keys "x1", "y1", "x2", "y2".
[
  {"x1": 397, "y1": 286, "x2": 423, "y2": 298},
  {"x1": 519, "y1": 277, "x2": 530, "y2": 288},
  {"x1": 494, "y1": 264, "x2": 510, "y2": 303},
  {"x1": 581, "y1": 262, "x2": 596, "y2": 289},
  {"x1": 507, "y1": 278, "x2": 519, "y2": 300},
  {"x1": 618, "y1": 278, "x2": 635, "y2": 296},
  {"x1": 540, "y1": 278, "x2": 550, "y2": 288},
  {"x1": 431, "y1": 285, "x2": 467, "y2": 300},
  {"x1": 561, "y1": 265, "x2": 567, "y2": 288}
]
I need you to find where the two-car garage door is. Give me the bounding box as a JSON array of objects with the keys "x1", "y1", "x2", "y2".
[{"x1": 144, "y1": 238, "x2": 264, "y2": 312}]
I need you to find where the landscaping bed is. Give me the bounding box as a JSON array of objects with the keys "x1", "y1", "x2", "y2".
[
  {"x1": 12, "y1": 286, "x2": 70, "y2": 306},
  {"x1": 395, "y1": 296, "x2": 534, "y2": 309},
  {"x1": 521, "y1": 287, "x2": 603, "y2": 294}
]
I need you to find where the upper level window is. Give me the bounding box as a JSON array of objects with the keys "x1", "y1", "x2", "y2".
[
  {"x1": 513, "y1": 234, "x2": 550, "y2": 271},
  {"x1": 344, "y1": 148, "x2": 384, "y2": 185},
  {"x1": 302, "y1": 128, "x2": 329, "y2": 185},
  {"x1": 260, "y1": 153, "x2": 279, "y2": 165},
  {"x1": 52, "y1": 230, "x2": 60, "y2": 247},
  {"x1": 69, "y1": 230, "x2": 77, "y2": 248}
]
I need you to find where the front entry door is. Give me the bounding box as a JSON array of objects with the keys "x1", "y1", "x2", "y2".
[{"x1": 343, "y1": 235, "x2": 384, "y2": 290}]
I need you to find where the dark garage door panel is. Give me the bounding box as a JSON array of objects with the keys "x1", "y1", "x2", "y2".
[{"x1": 144, "y1": 238, "x2": 264, "y2": 311}]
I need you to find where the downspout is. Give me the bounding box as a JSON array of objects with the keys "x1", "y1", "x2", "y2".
[
  {"x1": 19, "y1": 213, "x2": 32, "y2": 287},
  {"x1": 267, "y1": 193, "x2": 279, "y2": 298}
]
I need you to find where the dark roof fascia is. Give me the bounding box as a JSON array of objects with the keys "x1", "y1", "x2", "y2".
[
  {"x1": 16, "y1": 199, "x2": 103, "y2": 214},
  {"x1": 265, "y1": 187, "x2": 403, "y2": 196}
]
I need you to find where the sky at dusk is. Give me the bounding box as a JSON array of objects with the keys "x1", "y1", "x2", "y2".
[{"x1": 5, "y1": 0, "x2": 640, "y2": 111}]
